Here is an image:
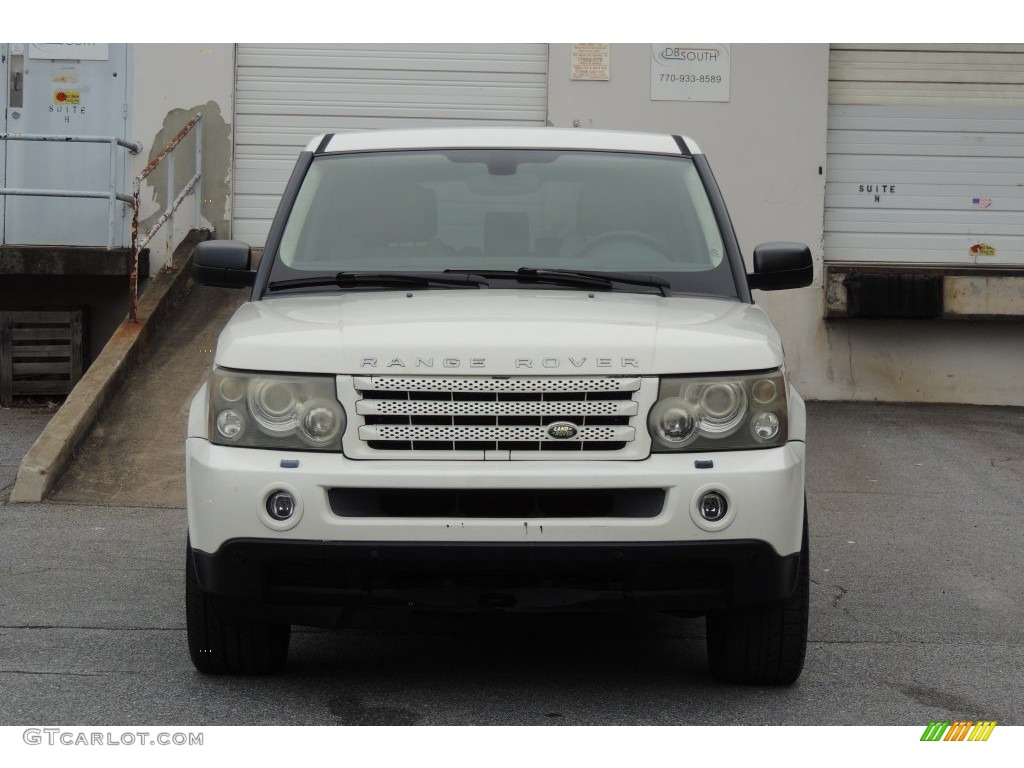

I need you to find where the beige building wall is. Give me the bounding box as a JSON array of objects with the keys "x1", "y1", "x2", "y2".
[
  {"x1": 547, "y1": 43, "x2": 1024, "y2": 406},
  {"x1": 124, "y1": 43, "x2": 1024, "y2": 405},
  {"x1": 130, "y1": 44, "x2": 235, "y2": 270}
]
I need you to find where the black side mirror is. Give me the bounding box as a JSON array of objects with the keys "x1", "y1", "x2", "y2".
[
  {"x1": 192, "y1": 240, "x2": 256, "y2": 288},
  {"x1": 747, "y1": 242, "x2": 813, "y2": 291}
]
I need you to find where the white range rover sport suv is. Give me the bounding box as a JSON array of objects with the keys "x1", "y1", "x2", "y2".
[{"x1": 186, "y1": 127, "x2": 814, "y2": 684}]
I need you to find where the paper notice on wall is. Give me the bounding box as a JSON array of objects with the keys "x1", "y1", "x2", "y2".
[
  {"x1": 571, "y1": 44, "x2": 610, "y2": 81},
  {"x1": 651, "y1": 44, "x2": 730, "y2": 102}
]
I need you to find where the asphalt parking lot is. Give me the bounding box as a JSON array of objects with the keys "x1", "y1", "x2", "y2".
[{"x1": 0, "y1": 400, "x2": 1021, "y2": 725}]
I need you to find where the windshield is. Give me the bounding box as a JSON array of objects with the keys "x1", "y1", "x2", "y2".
[{"x1": 271, "y1": 149, "x2": 736, "y2": 297}]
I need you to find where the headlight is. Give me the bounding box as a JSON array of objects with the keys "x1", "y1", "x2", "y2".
[
  {"x1": 209, "y1": 369, "x2": 346, "y2": 451},
  {"x1": 648, "y1": 370, "x2": 787, "y2": 452}
]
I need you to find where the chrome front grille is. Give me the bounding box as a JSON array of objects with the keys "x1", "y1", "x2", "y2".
[{"x1": 351, "y1": 375, "x2": 641, "y2": 455}]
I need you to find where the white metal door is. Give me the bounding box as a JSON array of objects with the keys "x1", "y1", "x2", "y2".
[
  {"x1": 233, "y1": 44, "x2": 550, "y2": 246},
  {"x1": 2, "y1": 43, "x2": 131, "y2": 247},
  {"x1": 825, "y1": 45, "x2": 1024, "y2": 267}
]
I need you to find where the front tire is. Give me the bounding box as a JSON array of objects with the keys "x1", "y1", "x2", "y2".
[
  {"x1": 705, "y1": 508, "x2": 809, "y2": 685},
  {"x1": 185, "y1": 538, "x2": 291, "y2": 675}
]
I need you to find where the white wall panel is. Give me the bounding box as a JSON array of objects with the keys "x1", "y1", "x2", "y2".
[
  {"x1": 826, "y1": 44, "x2": 1024, "y2": 266},
  {"x1": 829, "y1": 44, "x2": 1024, "y2": 106}
]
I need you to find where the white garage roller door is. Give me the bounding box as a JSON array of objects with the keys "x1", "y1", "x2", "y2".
[
  {"x1": 233, "y1": 44, "x2": 549, "y2": 245},
  {"x1": 825, "y1": 45, "x2": 1024, "y2": 267}
]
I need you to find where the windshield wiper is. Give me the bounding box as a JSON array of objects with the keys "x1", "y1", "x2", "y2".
[
  {"x1": 267, "y1": 271, "x2": 489, "y2": 293},
  {"x1": 528, "y1": 268, "x2": 671, "y2": 296},
  {"x1": 445, "y1": 267, "x2": 670, "y2": 296}
]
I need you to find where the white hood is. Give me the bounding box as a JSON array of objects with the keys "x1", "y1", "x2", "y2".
[{"x1": 215, "y1": 290, "x2": 784, "y2": 376}]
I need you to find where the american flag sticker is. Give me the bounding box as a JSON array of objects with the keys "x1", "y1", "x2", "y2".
[{"x1": 972, "y1": 197, "x2": 992, "y2": 209}]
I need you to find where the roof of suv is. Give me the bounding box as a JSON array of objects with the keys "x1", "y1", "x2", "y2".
[{"x1": 309, "y1": 127, "x2": 700, "y2": 156}]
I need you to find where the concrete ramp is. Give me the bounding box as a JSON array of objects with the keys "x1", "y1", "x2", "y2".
[{"x1": 50, "y1": 283, "x2": 247, "y2": 507}]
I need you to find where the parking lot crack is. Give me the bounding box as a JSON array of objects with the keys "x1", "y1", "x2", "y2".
[
  {"x1": 0, "y1": 624, "x2": 182, "y2": 631},
  {"x1": 2, "y1": 566, "x2": 179, "y2": 576},
  {"x1": 831, "y1": 584, "x2": 849, "y2": 610},
  {"x1": 812, "y1": 578, "x2": 851, "y2": 612},
  {"x1": 811, "y1": 638, "x2": 1023, "y2": 648},
  {"x1": 0, "y1": 669, "x2": 138, "y2": 677},
  {"x1": 820, "y1": 580, "x2": 898, "y2": 633},
  {"x1": 2, "y1": 567, "x2": 55, "y2": 577}
]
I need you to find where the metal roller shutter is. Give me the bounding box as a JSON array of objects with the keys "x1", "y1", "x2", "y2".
[
  {"x1": 825, "y1": 45, "x2": 1024, "y2": 267},
  {"x1": 233, "y1": 44, "x2": 549, "y2": 245}
]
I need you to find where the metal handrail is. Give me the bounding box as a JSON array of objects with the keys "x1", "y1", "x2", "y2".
[
  {"x1": 0, "y1": 132, "x2": 143, "y2": 249},
  {"x1": 128, "y1": 113, "x2": 203, "y2": 323}
]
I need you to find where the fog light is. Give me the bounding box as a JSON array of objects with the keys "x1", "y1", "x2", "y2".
[
  {"x1": 697, "y1": 490, "x2": 728, "y2": 522},
  {"x1": 266, "y1": 490, "x2": 296, "y2": 521}
]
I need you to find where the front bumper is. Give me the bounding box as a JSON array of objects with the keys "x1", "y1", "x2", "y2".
[
  {"x1": 186, "y1": 436, "x2": 805, "y2": 622},
  {"x1": 191, "y1": 538, "x2": 802, "y2": 624},
  {"x1": 187, "y1": 439, "x2": 805, "y2": 553}
]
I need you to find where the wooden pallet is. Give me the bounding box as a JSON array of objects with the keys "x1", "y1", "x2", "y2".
[{"x1": 0, "y1": 309, "x2": 86, "y2": 407}]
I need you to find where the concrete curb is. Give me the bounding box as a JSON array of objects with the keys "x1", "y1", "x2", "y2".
[{"x1": 9, "y1": 230, "x2": 211, "y2": 503}]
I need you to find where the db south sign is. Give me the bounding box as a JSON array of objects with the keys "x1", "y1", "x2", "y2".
[{"x1": 651, "y1": 44, "x2": 730, "y2": 103}]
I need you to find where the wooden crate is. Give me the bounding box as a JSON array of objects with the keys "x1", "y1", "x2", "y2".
[{"x1": 0, "y1": 309, "x2": 86, "y2": 407}]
